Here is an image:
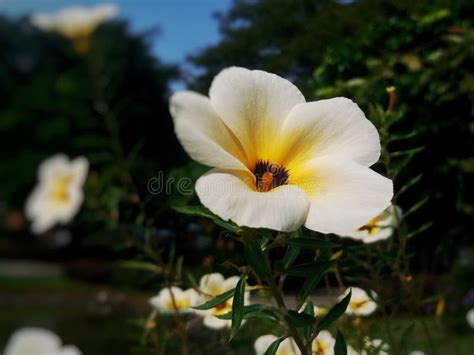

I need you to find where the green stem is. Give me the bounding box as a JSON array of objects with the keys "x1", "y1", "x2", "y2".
[{"x1": 263, "y1": 242, "x2": 308, "y2": 355}]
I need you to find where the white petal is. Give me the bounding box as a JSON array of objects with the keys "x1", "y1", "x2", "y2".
[
  {"x1": 70, "y1": 156, "x2": 89, "y2": 186},
  {"x1": 203, "y1": 315, "x2": 229, "y2": 329},
  {"x1": 3, "y1": 328, "x2": 62, "y2": 355},
  {"x1": 58, "y1": 345, "x2": 82, "y2": 355},
  {"x1": 196, "y1": 169, "x2": 310, "y2": 232},
  {"x1": 199, "y1": 273, "x2": 226, "y2": 296},
  {"x1": 466, "y1": 309, "x2": 474, "y2": 328},
  {"x1": 254, "y1": 335, "x2": 278, "y2": 354},
  {"x1": 354, "y1": 300, "x2": 377, "y2": 316},
  {"x1": 361, "y1": 227, "x2": 393, "y2": 244},
  {"x1": 222, "y1": 276, "x2": 240, "y2": 291},
  {"x1": 209, "y1": 67, "x2": 305, "y2": 165},
  {"x1": 298, "y1": 159, "x2": 393, "y2": 235},
  {"x1": 279, "y1": 98, "x2": 380, "y2": 169},
  {"x1": 38, "y1": 154, "x2": 69, "y2": 182},
  {"x1": 170, "y1": 91, "x2": 248, "y2": 169}
]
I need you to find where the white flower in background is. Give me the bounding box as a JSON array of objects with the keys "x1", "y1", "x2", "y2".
[
  {"x1": 347, "y1": 345, "x2": 359, "y2": 355},
  {"x1": 467, "y1": 308, "x2": 474, "y2": 328},
  {"x1": 30, "y1": 4, "x2": 118, "y2": 39},
  {"x1": 196, "y1": 273, "x2": 250, "y2": 329},
  {"x1": 3, "y1": 327, "x2": 81, "y2": 355},
  {"x1": 362, "y1": 338, "x2": 389, "y2": 355},
  {"x1": 409, "y1": 351, "x2": 426, "y2": 355},
  {"x1": 170, "y1": 67, "x2": 393, "y2": 234},
  {"x1": 340, "y1": 287, "x2": 378, "y2": 316},
  {"x1": 25, "y1": 154, "x2": 88, "y2": 234},
  {"x1": 254, "y1": 335, "x2": 300, "y2": 355},
  {"x1": 311, "y1": 330, "x2": 335, "y2": 355},
  {"x1": 149, "y1": 286, "x2": 199, "y2": 314},
  {"x1": 341, "y1": 205, "x2": 401, "y2": 243}
]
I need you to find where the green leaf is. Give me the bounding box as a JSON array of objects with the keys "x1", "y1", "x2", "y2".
[
  {"x1": 316, "y1": 290, "x2": 351, "y2": 333},
  {"x1": 288, "y1": 237, "x2": 339, "y2": 249},
  {"x1": 334, "y1": 329, "x2": 347, "y2": 355},
  {"x1": 172, "y1": 205, "x2": 240, "y2": 232},
  {"x1": 217, "y1": 304, "x2": 279, "y2": 323},
  {"x1": 264, "y1": 336, "x2": 287, "y2": 355},
  {"x1": 286, "y1": 260, "x2": 333, "y2": 277},
  {"x1": 282, "y1": 244, "x2": 301, "y2": 270},
  {"x1": 216, "y1": 304, "x2": 263, "y2": 319},
  {"x1": 193, "y1": 288, "x2": 234, "y2": 310},
  {"x1": 406, "y1": 221, "x2": 433, "y2": 239},
  {"x1": 244, "y1": 243, "x2": 268, "y2": 281},
  {"x1": 403, "y1": 197, "x2": 429, "y2": 219},
  {"x1": 284, "y1": 310, "x2": 314, "y2": 327},
  {"x1": 302, "y1": 300, "x2": 315, "y2": 340},
  {"x1": 299, "y1": 269, "x2": 326, "y2": 301},
  {"x1": 230, "y1": 273, "x2": 247, "y2": 340}
]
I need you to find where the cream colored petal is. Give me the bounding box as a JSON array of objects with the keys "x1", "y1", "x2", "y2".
[
  {"x1": 3, "y1": 328, "x2": 62, "y2": 355},
  {"x1": 58, "y1": 345, "x2": 82, "y2": 355},
  {"x1": 70, "y1": 156, "x2": 89, "y2": 186},
  {"x1": 296, "y1": 158, "x2": 392, "y2": 235},
  {"x1": 203, "y1": 315, "x2": 229, "y2": 329},
  {"x1": 196, "y1": 168, "x2": 310, "y2": 232},
  {"x1": 254, "y1": 335, "x2": 278, "y2": 355},
  {"x1": 277, "y1": 98, "x2": 380, "y2": 170},
  {"x1": 209, "y1": 67, "x2": 305, "y2": 165},
  {"x1": 199, "y1": 273, "x2": 226, "y2": 296},
  {"x1": 38, "y1": 154, "x2": 69, "y2": 182},
  {"x1": 222, "y1": 276, "x2": 240, "y2": 291},
  {"x1": 170, "y1": 91, "x2": 249, "y2": 169}
]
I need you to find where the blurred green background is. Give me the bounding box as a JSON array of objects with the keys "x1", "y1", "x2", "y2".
[{"x1": 0, "y1": 0, "x2": 473, "y2": 354}]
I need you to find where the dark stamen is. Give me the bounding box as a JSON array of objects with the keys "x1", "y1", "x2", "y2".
[{"x1": 253, "y1": 160, "x2": 289, "y2": 192}]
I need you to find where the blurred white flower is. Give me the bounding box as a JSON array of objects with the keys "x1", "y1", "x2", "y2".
[
  {"x1": 254, "y1": 335, "x2": 300, "y2": 355},
  {"x1": 170, "y1": 67, "x2": 393, "y2": 234},
  {"x1": 30, "y1": 4, "x2": 118, "y2": 39},
  {"x1": 467, "y1": 308, "x2": 474, "y2": 328},
  {"x1": 196, "y1": 273, "x2": 249, "y2": 329},
  {"x1": 340, "y1": 287, "x2": 378, "y2": 316},
  {"x1": 311, "y1": 330, "x2": 335, "y2": 355},
  {"x1": 409, "y1": 351, "x2": 426, "y2": 355},
  {"x1": 362, "y1": 338, "x2": 389, "y2": 355},
  {"x1": 3, "y1": 327, "x2": 81, "y2": 355},
  {"x1": 149, "y1": 286, "x2": 199, "y2": 314},
  {"x1": 341, "y1": 205, "x2": 401, "y2": 243},
  {"x1": 25, "y1": 154, "x2": 88, "y2": 234}
]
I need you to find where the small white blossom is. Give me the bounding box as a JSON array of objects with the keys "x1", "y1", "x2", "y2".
[
  {"x1": 254, "y1": 335, "x2": 300, "y2": 355},
  {"x1": 25, "y1": 154, "x2": 88, "y2": 234},
  {"x1": 149, "y1": 286, "x2": 199, "y2": 314},
  {"x1": 467, "y1": 308, "x2": 474, "y2": 328},
  {"x1": 3, "y1": 328, "x2": 81, "y2": 355},
  {"x1": 340, "y1": 287, "x2": 378, "y2": 316}
]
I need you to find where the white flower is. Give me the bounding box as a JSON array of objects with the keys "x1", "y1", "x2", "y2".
[
  {"x1": 340, "y1": 287, "x2": 378, "y2": 316},
  {"x1": 30, "y1": 4, "x2": 118, "y2": 39},
  {"x1": 409, "y1": 351, "x2": 426, "y2": 355},
  {"x1": 25, "y1": 154, "x2": 88, "y2": 234},
  {"x1": 341, "y1": 205, "x2": 401, "y2": 243},
  {"x1": 3, "y1": 327, "x2": 81, "y2": 355},
  {"x1": 362, "y1": 338, "x2": 389, "y2": 355},
  {"x1": 196, "y1": 273, "x2": 250, "y2": 329},
  {"x1": 254, "y1": 335, "x2": 300, "y2": 355},
  {"x1": 312, "y1": 330, "x2": 335, "y2": 355},
  {"x1": 467, "y1": 308, "x2": 474, "y2": 328},
  {"x1": 170, "y1": 67, "x2": 393, "y2": 234},
  {"x1": 149, "y1": 286, "x2": 199, "y2": 314}
]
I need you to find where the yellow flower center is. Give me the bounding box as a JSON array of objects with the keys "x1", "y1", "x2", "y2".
[
  {"x1": 212, "y1": 299, "x2": 233, "y2": 316},
  {"x1": 49, "y1": 174, "x2": 74, "y2": 204},
  {"x1": 350, "y1": 299, "x2": 369, "y2": 311},
  {"x1": 312, "y1": 340, "x2": 329, "y2": 354},
  {"x1": 357, "y1": 214, "x2": 386, "y2": 235},
  {"x1": 165, "y1": 298, "x2": 189, "y2": 311},
  {"x1": 253, "y1": 160, "x2": 289, "y2": 192}
]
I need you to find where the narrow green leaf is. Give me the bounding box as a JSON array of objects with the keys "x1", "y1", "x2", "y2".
[
  {"x1": 391, "y1": 146, "x2": 425, "y2": 157},
  {"x1": 286, "y1": 260, "x2": 333, "y2": 277},
  {"x1": 172, "y1": 205, "x2": 240, "y2": 232},
  {"x1": 282, "y1": 244, "x2": 301, "y2": 270},
  {"x1": 216, "y1": 304, "x2": 263, "y2": 319},
  {"x1": 406, "y1": 221, "x2": 433, "y2": 239},
  {"x1": 302, "y1": 300, "x2": 315, "y2": 340},
  {"x1": 316, "y1": 290, "x2": 351, "y2": 333},
  {"x1": 403, "y1": 196, "x2": 429, "y2": 219},
  {"x1": 244, "y1": 244, "x2": 268, "y2": 281},
  {"x1": 288, "y1": 237, "x2": 339, "y2": 249},
  {"x1": 193, "y1": 288, "x2": 235, "y2": 310},
  {"x1": 299, "y1": 271, "x2": 325, "y2": 301},
  {"x1": 334, "y1": 329, "x2": 347, "y2": 355},
  {"x1": 284, "y1": 310, "x2": 314, "y2": 327},
  {"x1": 264, "y1": 336, "x2": 287, "y2": 355},
  {"x1": 230, "y1": 273, "x2": 247, "y2": 340},
  {"x1": 395, "y1": 173, "x2": 423, "y2": 198}
]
